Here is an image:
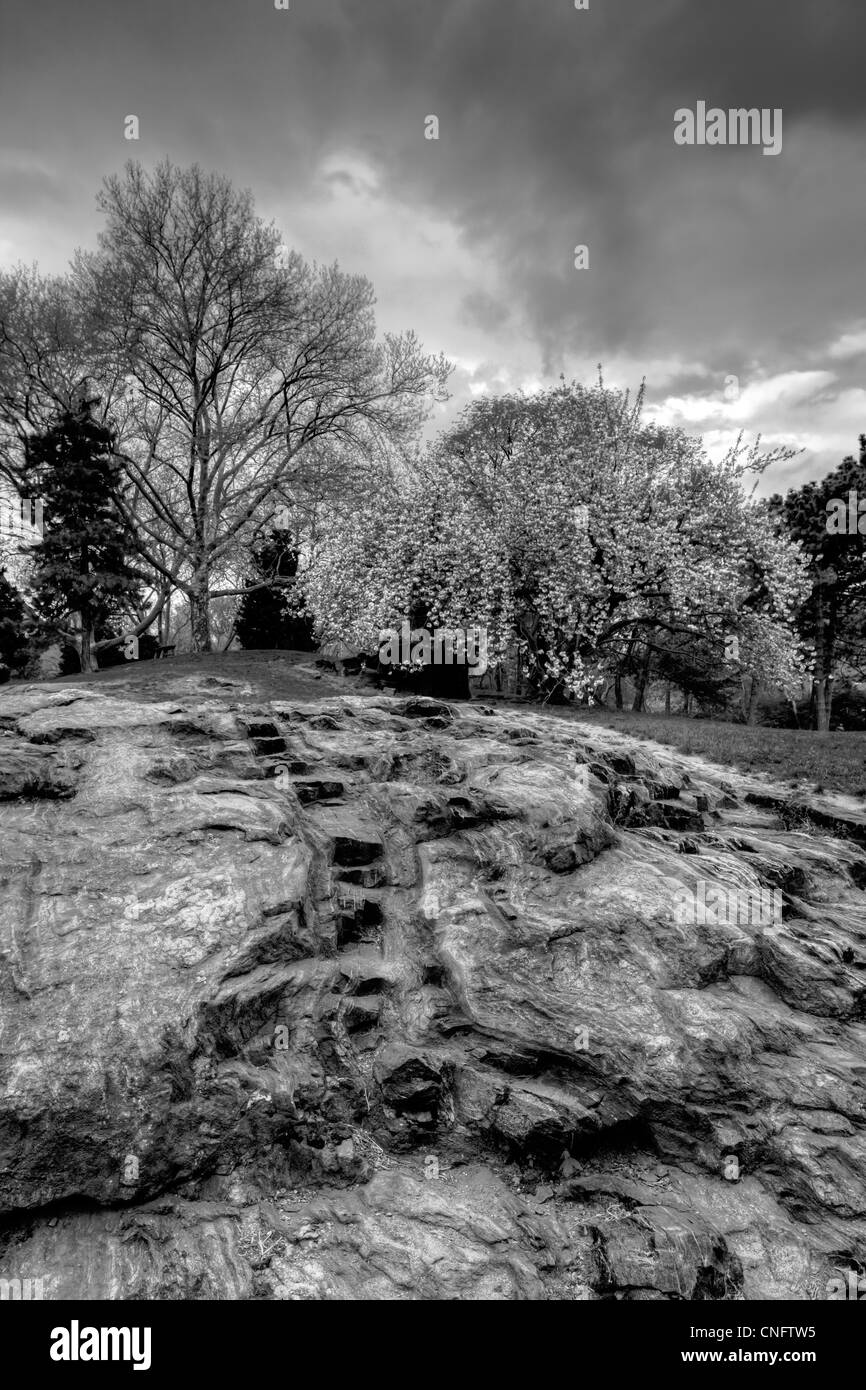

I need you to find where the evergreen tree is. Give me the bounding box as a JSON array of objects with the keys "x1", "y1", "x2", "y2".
[
  {"x1": 235, "y1": 531, "x2": 315, "y2": 650},
  {"x1": 0, "y1": 565, "x2": 28, "y2": 679},
  {"x1": 23, "y1": 395, "x2": 140, "y2": 672},
  {"x1": 769, "y1": 439, "x2": 866, "y2": 731}
]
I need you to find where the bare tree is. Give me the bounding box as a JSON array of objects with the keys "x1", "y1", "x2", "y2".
[
  {"x1": 73, "y1": 161, "x2": 451, "y2": 650},
  {"x1": 0, "y1": 267, "x2": 84, "y2": 486}
]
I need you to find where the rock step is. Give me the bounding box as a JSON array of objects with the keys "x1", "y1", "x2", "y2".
[
  {"x1": 642, "y1": 800, "x2": 705, "y2": 832},
  {"x1": 253, "y1": 735, "x2": 287, "y2": 756},
  {"x1": 342, "y1": 995, "x2": 382, "y2": 1034},
  {"x1": 394, "y1": 699, "x2": 455, "y2": 721},
  {"x1": 262, "y1": 758, "x2": 317, "y2": 776},
  {"x1": 746, "y1": 790, "x2": 866, "y2": 846},
  {"x1": 336, "y1": 922, "x2": 383, "y2": 950},
  {"x1": 292, "y1": 778, "x2": 345, "y2": 805},
  {"x1": 243, "y1": 720, "x2": 282, "y2": 738},
  {"x1": 335, "y1": 895, "x2": 383, "y2": 924},
  {"x1": 338, "y1": 864, "x2": 389, "y2": 888},
  {"x1": 332, "y1": 835, "x2": 383, "y2": 867},
  {"x1": 333, "y1": 890, "x2": 384, "y2": 950}
]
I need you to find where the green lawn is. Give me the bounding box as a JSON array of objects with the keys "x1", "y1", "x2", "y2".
[{"x1": 568, "y1": 710, "x2": 866, "y2": 800}]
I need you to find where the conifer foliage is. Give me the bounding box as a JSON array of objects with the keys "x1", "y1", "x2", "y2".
[
  {"x1": 24, "y1": 396, "x2": 139, "y2": 672},
  {"x1": 0, "y1": 565, "x2": 27, "y2": 680},
  {"x1": 235, "y1": 531, "x2": 315, "y2": 651}
]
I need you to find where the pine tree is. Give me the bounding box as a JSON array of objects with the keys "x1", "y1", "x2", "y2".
[
  {"x1": 23, "y1": 396, "x2": 140, "y2": 672},
  {"x1": 235, "y1": 532, "x2": 315, "y2": 650},
  {"x1": 769, "y1": 439, "x2": 866, "y2": 731},
  {"x1": 0, "y1": 565, "x2": 28, "y2": 680}
]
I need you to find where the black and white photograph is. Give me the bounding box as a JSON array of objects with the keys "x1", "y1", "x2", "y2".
[{"x1": 0, "y1": 0, "x2": 864, "y2": 1354}]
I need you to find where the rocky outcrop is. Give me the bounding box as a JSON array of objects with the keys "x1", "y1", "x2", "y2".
[{"x1": 1, "y1": 676, "x2": 865, "y2": 1300}]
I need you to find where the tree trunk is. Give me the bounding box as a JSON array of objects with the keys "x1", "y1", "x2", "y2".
[
  {"x1": 746, "y1": 676, "x2": 761, "y2": 725},
  {"x1": 632, "y1": 645, "x2": 652, "y2": 712},
  {"x1": 684, "y1": 691, "x2": 691, "y2": 717},
  {"x1": 664, "y1": 682, "x2": 671, "y2": 716},
  {"x1": 188, "y1": 578, "x2": 211, "y2": 653},
  {"x1": 812, "y1": 585, "x2": 833, "y2": 734},
  {"x1": 615, "y1": 673, "x2": 623, "y2": 711},
  {"x1": 76, "y1": 615, "x2": 99, "y2": 674},
  {"x1": 813, "y1": 674, "x2": 834, "y2": 732},
  {"x1": 158, "y1": 592, "x2": 172, "y2": 647},
  {"x1": 814, "y1": 680, "x2": 829, "y2": 733}
]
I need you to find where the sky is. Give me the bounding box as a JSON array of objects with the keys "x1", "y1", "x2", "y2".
[{"x1": 1, "y1": 0, "x2": 864, "y2": 495}]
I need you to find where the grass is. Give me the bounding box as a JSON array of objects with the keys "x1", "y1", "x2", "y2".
[
  {"x1": 24, "y1": 647, "x2": 349, "y2": 705},
  {"x1": 568, "y1": 710, "x2": 866, "y2": 800}
]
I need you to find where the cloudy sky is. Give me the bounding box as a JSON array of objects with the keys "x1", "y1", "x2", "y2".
[{"x1": 1, "y1": 0, "x2": 864, "y2": 493}]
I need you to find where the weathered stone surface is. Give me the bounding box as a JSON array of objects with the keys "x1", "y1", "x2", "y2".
[{"x1": 1, "y1": 678, "x2": 865, "y2": 1300}]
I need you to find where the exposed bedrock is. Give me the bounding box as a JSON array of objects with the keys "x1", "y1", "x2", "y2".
[{"x1": 1, "y1": 680, "x2": 865, "y2": 1300}]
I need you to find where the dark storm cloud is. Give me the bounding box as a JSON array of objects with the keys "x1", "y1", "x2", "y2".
[
  {"x1": 460, "y1": 290, "x2": 511, "y2": 336},
  {"x1": 292, "y1": 0, "x2": 866, "y2": 370},
  {"x1": 1, "y1": 0, "x2": 864, "y2": 486}
]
